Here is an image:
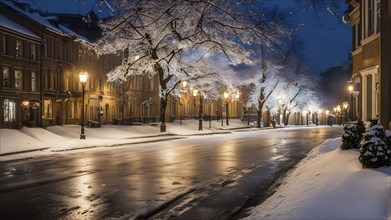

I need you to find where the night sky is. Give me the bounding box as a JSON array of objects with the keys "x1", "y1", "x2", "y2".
[{"x1": 17, "y1": 0, "x2": 351, "y2": 73}]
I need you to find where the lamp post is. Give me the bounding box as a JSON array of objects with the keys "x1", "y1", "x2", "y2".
[
  {"x1": 336, "y1": 105, "x2": 341, "y2": 125},
  {"x1": 192, "y1": 89, "x2": 203, "y2": 130},
  {"x1": 348, "y1": 85, "x2": 353, "y2": 121},
  {"x1": 224, "y1": 91, "x2": 229, "y2": 126},
  {"x1": 278, "y1": 95, "x2": 283, "y2": 126},
  {"x1": 343, "y1": 102, "x2": 349, "y2": 124},
  {"x1": 79, "y1": 69, "x2": 88, "y2": 139}
]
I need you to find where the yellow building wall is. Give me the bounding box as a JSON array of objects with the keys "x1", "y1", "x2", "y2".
[{"x1": 352, "y1": 36, "x2": 380, "y2": 74}]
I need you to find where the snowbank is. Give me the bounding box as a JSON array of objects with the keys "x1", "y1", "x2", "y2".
[
  {"x1": 0, "y1": 119, "x2": 251, "y2": 156},
  {"x1": 246, "y1": 138, "x2": 391, "y2": 220}
]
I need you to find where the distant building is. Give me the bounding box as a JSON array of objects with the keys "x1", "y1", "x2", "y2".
[
  {"x1": 346, "y1": 0, "x2": 391, "y2": 128},
  {"x1": 0, "y1": 0, "x2": 160, "y2": 128}
]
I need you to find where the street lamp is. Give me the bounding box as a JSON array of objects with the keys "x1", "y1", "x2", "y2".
[
  {"x1": 182, "y1": 80, "x2": 188, "y2": 88},
  {"x1": 336, "y1": 105, "x2": 341, "y2": 125},
  {"x1": 224, "y1": 91, "x2": 229, "y2": 126},
  {"x1": 79, "y1": 69, "x2": 88, "y2": 139},
  {"x1": 348, "y1": 85, "x2": 353, "y2": 121},
  {"x1": 192, "y1": 89, "x2": 203, "y2": 130},
  {"x1": 343, "y1": 102, "x2": 349, "y2": 124}
]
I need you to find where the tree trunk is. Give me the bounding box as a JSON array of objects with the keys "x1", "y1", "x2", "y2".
[
  {"x1": 257, "y1": 110, "x2": 262, "y2": 128},
  {"x1": 257, "y1": 101, "x2": 264, "y2": 128},
  {"x1": 285, "y1": 112, "x2": 291, "y2": 126},
  {"x1": 160, "y1": 96, "x2": 167, "y2": 132}
]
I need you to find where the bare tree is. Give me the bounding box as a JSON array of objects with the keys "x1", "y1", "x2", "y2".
[{"x1": 92, "y1": 0, "x2": 288, "y2": 132}]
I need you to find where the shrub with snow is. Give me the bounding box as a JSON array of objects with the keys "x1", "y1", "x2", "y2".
[
  {"x1": 359, "y1": 120, "x2": 391, "y2": 168},
  {"x1": 340, "y1": 119, "x2": 365, "y2": 150}
]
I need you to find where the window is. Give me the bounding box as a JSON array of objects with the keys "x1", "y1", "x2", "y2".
[
  {"x1": 16, "y1": 40, "x2": 23, "y2": 58},
  {"x1": 65, "y1": 76, "x2": 69, "y2": 91},
  {"x1": 2, "y1": 66, "x2": 10, "y2": 88},
  {"x1": 31, "y1": 71, "x2": 36, "y2": 91},
  {"x1": 49, "y1": 70, "x2": 55, "y2": 90},
  {"x1": 15, "y1": 69, "x2": 22, "y2": 90},
  {"x1": 44, "y1": 39, "x2": 48, "y2": 58},
  {"x1": 31, "y1": 44, "x2": 36, "y2": 60},
  {"x1": 3, "y1": 99, "x2": 16, "y2": 122},
  {"x1": 1, "y1": 35, "x2": 6, "y2": 54},
  {"x1": 43, "y1": 100, "x2": 53, "y2": 119}
]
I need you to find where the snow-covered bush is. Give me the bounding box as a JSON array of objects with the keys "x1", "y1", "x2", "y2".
[
  {"x1": 385, "y1": 130, "x2": 391, "y2": 150},
  {"x1": 340, "y1": 119, "x2": 365, "y2": 150},
  {"x1": 359, "y1": 120, "x2": 391, "y2": 168}
]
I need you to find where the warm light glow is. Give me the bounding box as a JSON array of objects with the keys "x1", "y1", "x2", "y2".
[
  {"x1": 235, "y1": 92, "x2": 240, "y2": 99},
  {"x1": 343, "y1": 102, "x2": 349, "y2": 109},
  {"x1": 181, "y1": 80, "x2": 187, "y2": 87},
  {"x1": 134, "y1": 55, "x2": 140, "y2": 60},
  {"x1": 326, "y1": 110, "x2": 330, "y2": 115},
  {"x1": 333, "y1": 107, "x2": 337, "y2": 112},
  {"x1": 224, "y1": 92, "x2": 229, "y2": 99},
  {"x1": 79, "y1": 69, "x2": 88, "y2": 83},
  {"x1": 318, "y1": 109, "x2": 322, "y2": 114},
  {"x1": 21, "y1": 100, "x2": 29, "y2": 107},
  {"x1": 337, "y1": 105, "x2": 341, "y2": 112},
  {"x1": 192, "y1": 89, "x2": 198, "y2": 97},
  {"x1": 348, "y1": 85, "x2": 353, "y2": 92}
]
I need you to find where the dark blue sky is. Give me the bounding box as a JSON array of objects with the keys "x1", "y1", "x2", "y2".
[{"x1": 18, "y1": 0, "x2": 351, "y2": 73}]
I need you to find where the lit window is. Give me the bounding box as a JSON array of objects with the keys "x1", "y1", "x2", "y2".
[
  {"x1": 31, "y1": 71, "x2": 36, "y2": 91},
  {"x1": 2, "y1": 66, "x2": 10, "y2": 88},
  {"x1": 16, "y1": 40, "x2": 23, "y2": 58},
  {"x1": 3, "y1": 99, "x2": 16, "y2": 122},
  {"x1": 31, "y1": 44, "x2": 36, "y2": 60},
  {"x1": 43, "y1": 100, "x2": 53, "y2": 119},
  {"x1": 15, "y1": 69, "x2": 22, "y2": 90}
]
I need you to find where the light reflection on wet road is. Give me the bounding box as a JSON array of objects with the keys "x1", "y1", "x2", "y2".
[{"x1": 0, "y1": 127, "x2": 342, "y2": 219}]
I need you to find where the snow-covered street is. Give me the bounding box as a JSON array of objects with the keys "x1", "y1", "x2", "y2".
[{"x1": 1, "y1": 122, "x2": 390, "y2": 219}]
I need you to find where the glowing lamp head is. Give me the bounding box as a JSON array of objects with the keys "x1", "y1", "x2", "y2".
[
  {"x1": 182, "y1": 80, "x2": 188, "y2": 87},
  {"x1": 224, "y1": 92, "x2": 229, "y2": 99},
  {"x1": 192, "y1": 89, "x2": 198, "y2": 97},
  {"x1": 79, "y1": 69, "x2": 88, "y2": 84},
  {"x1": 21, "y1": 100, "x2": 29, "y2": 107},
  {"x1": 348, "y1": 85, "x2": 353, "y2": 92}
]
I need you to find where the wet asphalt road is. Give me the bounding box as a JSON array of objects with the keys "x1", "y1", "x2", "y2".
[{"x1": 0, "y1": 126, "x2": 342, "y2": 219}]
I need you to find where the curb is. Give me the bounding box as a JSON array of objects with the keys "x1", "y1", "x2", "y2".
[
  {"x1": 51, "y1": 136, "x2": 186, "y2": 152},
  {"x1": 0, "y1": 147, "x2": 50, "y2": 156}
]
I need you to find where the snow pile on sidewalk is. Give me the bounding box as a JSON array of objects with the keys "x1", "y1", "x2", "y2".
[
  {"x1": 0, "y1": 119, "x2": 250, "y2": 156},
  {"x1": 246, "y1": 138, "x2": 391, "y2": 220}
]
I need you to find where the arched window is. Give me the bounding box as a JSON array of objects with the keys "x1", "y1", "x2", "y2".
[{"x1": 3, "y1": 99, "x2": 15, "y2": 122}]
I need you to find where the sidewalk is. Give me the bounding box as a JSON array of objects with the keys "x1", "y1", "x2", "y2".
[{"x1": 0, "y1": 119, "x2": 254, "y2": 160}]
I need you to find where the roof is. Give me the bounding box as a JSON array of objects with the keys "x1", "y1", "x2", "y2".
[
  {"x1": 0, "y1": 13, "x2": 40, "y2": 40},
  {"x1": 0, "y1": 0, "x2": 98, "y2": 43}
]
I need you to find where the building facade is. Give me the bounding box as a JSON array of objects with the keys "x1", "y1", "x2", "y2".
[
  {"x1": 1, "y1": 0, "x2": 245, "y2": 130},
  {"x1": 346, "y1": 0, "x2": 391, "y2": 128}
]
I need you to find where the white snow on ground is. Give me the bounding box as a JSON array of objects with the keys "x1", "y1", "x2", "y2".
[
  {"x1": 1, "y1": 121, "x2": 390, "y2": 219},
  {"x1": 246, "y1": 137, "x2": 391, "y2": 220},
  {"x1": 0, "y1": 119, "x2": 250, "y2": 156}
]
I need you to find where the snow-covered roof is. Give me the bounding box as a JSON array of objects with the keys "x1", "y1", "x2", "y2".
[
  {"x1": 58, "y1": 24, "x2": 89, "y2": 42},
  {"x1": 0, "y1": 13, "x2": 40, "y2": 40},
  {"x1": 2, "y1": 0, "x2": 66, "y2": 36}
]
